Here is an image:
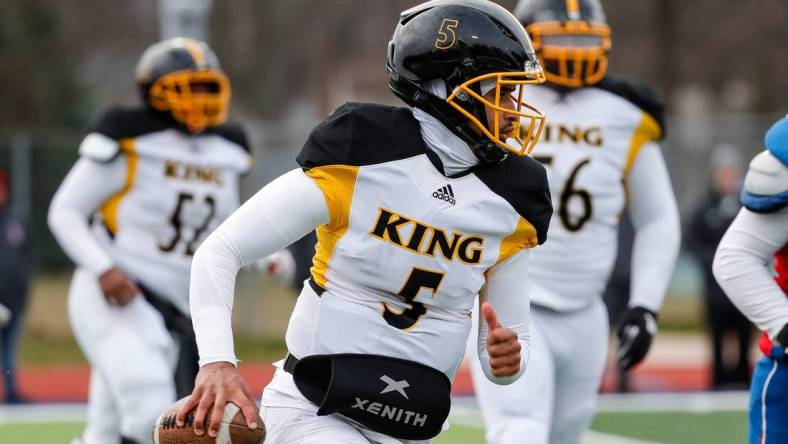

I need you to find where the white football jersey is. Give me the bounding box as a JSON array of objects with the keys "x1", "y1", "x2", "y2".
[
  {"x1": 284, "y1": 103, "x2": 552, "y2": 378},
  {"x1": 81, "y1": 108, "x2": 251, "y2": 314},
  {"x1": 523, "y1": 78, "x2": 664, "y2": 311}
]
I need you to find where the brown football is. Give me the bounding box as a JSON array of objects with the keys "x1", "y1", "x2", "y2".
[{"x1": 154, "y1": 396, "x2": 265, "y2": 444}]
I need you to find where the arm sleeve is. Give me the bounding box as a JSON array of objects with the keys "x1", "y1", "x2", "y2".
[
  {"x1": 625, "y1": 143, "x2": 681, "y2": 312},
  {"x1": 712, "y1": 208, "x2": 788, "y2": 338},
  {"x1": 47, "y1": 154, "x2": 126, "y2": 275},
  {"x1": 476, "y1": 248, "x2": 530, "y2": 385},
  {"x1": 190, "y1": 168, "x2": 329, "y2": 366}
]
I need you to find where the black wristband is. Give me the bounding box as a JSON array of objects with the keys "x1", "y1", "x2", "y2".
[{"x1": 777, "y1": 323, "x2": 788, "y2": 347}]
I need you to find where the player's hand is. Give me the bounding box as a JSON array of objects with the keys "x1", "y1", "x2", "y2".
[
  {"x1": 256, "y1": 250, "x2": 296, "y2": 283},
  {"x1": 98, "y1": 267, "x2": 139, "y2": 306},
  {"x1": 616, "y1": 306, "x2": 658, "y2": 370},
  {"x1": 482, "y1": 302, "x2": 521, "y2": 377},
  {"x1": 176, "y1": 361, "x2": 259, "y2": 438}
]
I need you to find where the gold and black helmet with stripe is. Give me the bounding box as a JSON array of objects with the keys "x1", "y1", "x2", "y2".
[
  {"x1": 135, "y1": 38, "x2": 230, "y2": 133},
  {"x1": 515, "y1": 0, "x2": 611, "y2": 88}
]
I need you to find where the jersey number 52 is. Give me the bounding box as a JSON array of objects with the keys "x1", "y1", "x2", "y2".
[{"x1": 158, "y1": 192, "x2": 216, "y2": 255}]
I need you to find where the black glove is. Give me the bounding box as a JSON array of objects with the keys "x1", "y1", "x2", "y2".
[
  {"x1": 776, "y1": 323, "x2": 788, "y2": 356},
  {"x1": 616, "y1": 306, "x2": 658, "y2": 370}
]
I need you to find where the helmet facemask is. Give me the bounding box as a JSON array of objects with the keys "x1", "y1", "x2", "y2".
[
  {"x1": 526, "y1": 21, "x2": 611, "y2": 88},
  {"x1": 446, "y1": 67, "x2": 547, "y2": 157},
  {"x1": 147, "y1": 69, "x2": 231, "y2": 133}
]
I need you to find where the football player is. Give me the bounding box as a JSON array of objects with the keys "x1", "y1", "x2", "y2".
[
  {"x1": 713, "y1": 116, "x2": 788, "y2": 444},
  {"x1": 177, "y1": 1, "x2": 553, "y2": 443},
  {"x1": 48, "y1": 38, "x2": 290, "y2": 444},
  {"x1": 467, "y1": 1, "x2": 681, "y2": 443}
]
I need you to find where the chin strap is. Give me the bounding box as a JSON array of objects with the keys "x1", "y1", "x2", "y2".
[
  {"x1": 472, "y1": 140, "x2": 509, "y2": 163},
  {"x1": 388, "y1": 66, "x2": 508, "y2": 165}
]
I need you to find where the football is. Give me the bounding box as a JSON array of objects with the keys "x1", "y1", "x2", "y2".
[{"x1": 153, "y1": 396, "x2": 265, "y2": 444}]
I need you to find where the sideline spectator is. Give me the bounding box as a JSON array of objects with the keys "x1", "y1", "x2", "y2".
[
  {"x1": 689, "y1": 144, "x2": 752, "y2": 389},
  {"x1": 0, "y1": 169, "x2": 32, "y2": 404}
]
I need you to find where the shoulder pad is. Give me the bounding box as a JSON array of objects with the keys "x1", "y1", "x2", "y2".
[
  {"x1": 741, "y1": 150, "x2": 788, "y2": 213},
  {"x1": 296, "y1": 102, "x2": 426, "y2": 170},
  {"x1": 78, "y1": 133, "x2": 120, "y2": 162},
  {"x1": 91, "y1": 106, "x2": 170, "y2": 141},
  {"x1": 765, "y1": 116, "x2": 788, "y2": 166},
  {"x1": 208, "y1": 122, "x2": 251, "y2": 154},
  {"x1": 474, "y1": 155, "x2": 553, "y2": 245},
  {"x1": 594, "y1": 75, "x2": 666, "y2": 139}
]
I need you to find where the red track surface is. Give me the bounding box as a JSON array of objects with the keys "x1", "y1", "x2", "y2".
[{"x1": 1, "y1": 362, "x2": 710, "y2": 402}]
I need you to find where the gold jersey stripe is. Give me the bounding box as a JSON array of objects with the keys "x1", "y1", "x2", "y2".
[
  {"x1": 305, "y1": 165, "x2": 359, "y2": 288},
  {"x1": 494, "y1": 216, "x2": 538, "y2": 266},
  {"x1": 99, "y1": 138, "x2": 138, "y2": 234},
  {"x1": 624, "y1": 112, "x2": 662, "y2": 176}
]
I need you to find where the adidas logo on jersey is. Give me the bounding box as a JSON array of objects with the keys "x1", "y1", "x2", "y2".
[{"x1": 432, "y1": 184, "x2": 456, "y2": 205}]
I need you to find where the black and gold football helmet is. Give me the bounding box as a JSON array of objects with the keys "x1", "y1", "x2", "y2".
[
  {"x1": 387, "y1": 0, "x2": 547, "y2": 162},
  {"x1": 135, "y1": 37, "x2": 230, "y2": 133},
  {"x1": 515, "y1": 0, "x2": 610, "y2": 88}
]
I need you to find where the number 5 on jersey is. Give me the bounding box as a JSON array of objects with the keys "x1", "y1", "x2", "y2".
[{"x1": 383, "y1": 267, "x2": 445, "y2": 330}]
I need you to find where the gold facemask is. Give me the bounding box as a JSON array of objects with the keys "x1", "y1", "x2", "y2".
[
  {"x1": 148, "y1": 69, "x2": 231, "y2": 133},
  {"x1": 526, "y1": 21, "x2": 611, "y2": 88},
  {"x1": 446, "y1": 70, "x2": 547, "y2": 156}
]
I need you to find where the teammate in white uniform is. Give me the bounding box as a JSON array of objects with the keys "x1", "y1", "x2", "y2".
[
  {"x1": 177, "y1": 1, "x2": 554, "y2": 443},
  {"x1": 48, "y1": 38, "x2": 279, "y2": 444},
  {"x1": 713, "y1": 116, "x2": 788, "y2": 444},
  {"x1": 469, "y1": 1, "x2": 681, "y2": 443}
]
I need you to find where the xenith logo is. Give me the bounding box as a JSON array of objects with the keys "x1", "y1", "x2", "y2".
[
  {"x1": 380, "y1": 375, "x2": 409, "y2": 399},
  {"x1": 352, "y1": 397, "x2": 428, "y2": 427},
  {"x1": 432, "y1": 184, "x2": 456, "y2": 205}
]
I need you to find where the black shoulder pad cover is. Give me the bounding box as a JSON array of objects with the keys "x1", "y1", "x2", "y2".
[
  {"x1": 475, "y1": 155, "x2": 553, "y2": 245},
  {"x1": 209, "y1": 122, "x2": 251, "y2": 154},
  {"x1": 296, "y1": 102, "x2": 426, "y2": 169},
  {"x1": 90, "y1": 106, "x2": 170, "y2": 141},
  {"x1": 595, "y1": 75, "x2": 666, "y2": 139}
]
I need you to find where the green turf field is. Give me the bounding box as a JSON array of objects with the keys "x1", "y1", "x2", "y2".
[
  {"x1": 590, "y1": 410, "x2": 748, "y2": 444},
  {"x1": 0, "y1": 421, "x2": 84, "y2": 444},
  {"x1": 0, "y1": 410, "x2": 748, "y2": 444}
]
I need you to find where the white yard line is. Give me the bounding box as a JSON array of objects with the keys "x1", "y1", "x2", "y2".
[
  {"x1": 596, "y1": 391, "x2": 749, "y2": 413},
  {"x1": 582, "y1": 430, "x2": 663, "y2": 444},
  {"x1": 448, "y1": 404, "x2": 486, "y2": 428},
  {"x1": 449, "y1": 404, "x2": 664, "y2": 444},
  {"x1": 0, "y1": 403, "x2": 86, "y2": 423}
]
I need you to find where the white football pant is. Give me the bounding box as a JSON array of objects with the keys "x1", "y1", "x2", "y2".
[
  {"x1": 68, "y1": 269, "x2": 177, "y2": 444},
  {"x1": 470, "y1": 299, "x2": 608, "y2": 444}
]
